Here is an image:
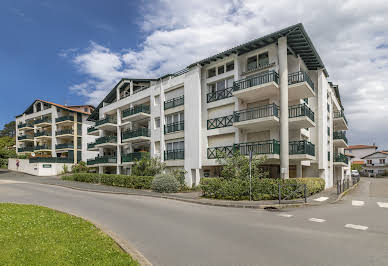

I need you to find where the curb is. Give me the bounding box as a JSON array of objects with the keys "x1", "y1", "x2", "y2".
[{"x1": 332, "y1": 182, "x2": 360, "y2": 204}]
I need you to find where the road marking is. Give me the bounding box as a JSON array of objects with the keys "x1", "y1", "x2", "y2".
[
  {"x1": 308, "y1": 218, "x2": 326, "y2": 223},
  {"x1": 0, "y1": 180, "x2": 27, "y2": 184},
  {"x1": 314, "y1": 197, "x2": 329, "y2": 202},
  {"x1": 278, "y1": 213, "x2": 293, "y2": 218},
  {"x1": 352, "y1": 200, "x2": 365, "y2": 206},
  {"x1": 345, "y1": 224, "x2": 368, "y2": 231},
  {"x1": 377, "y1": 202, "x2": 388, "y2": 208}
]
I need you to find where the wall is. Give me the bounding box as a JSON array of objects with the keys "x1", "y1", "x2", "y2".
[{"x1": 8, "y1": 158, "x2": 72, "y2": 176}]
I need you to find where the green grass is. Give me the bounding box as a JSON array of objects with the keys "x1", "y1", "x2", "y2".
[{"x1": 0, "y1": 203, "x2": 139, "y2": 265}]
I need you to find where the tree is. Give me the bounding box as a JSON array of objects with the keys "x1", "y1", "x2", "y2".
[
  {"x1": 0, "y1": 121, "x2": 16, "y2": 137},
  {"x1": 131, "y1": 156, "x2": 165, "y2": 176},
  {"x1": 351, "y1": 163, "x2": 363, "y2": 172}
]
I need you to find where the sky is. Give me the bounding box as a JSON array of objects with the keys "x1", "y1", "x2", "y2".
[{"x1": 1, "y1": 0, "x2": 387, "y2": 149}]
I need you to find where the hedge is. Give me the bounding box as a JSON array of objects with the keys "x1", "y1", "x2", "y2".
[
  {"x1": 200, "y1": 177, "x2": 325, "y2": 201},
  {"x1": 62, "y1": 173, "x2": 153, "y2": 189}
]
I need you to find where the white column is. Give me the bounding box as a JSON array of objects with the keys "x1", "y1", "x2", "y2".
[
  {"x1": 159, "y1": 79, "x2": 165, "y2": 162},
  {"x1": 296, "y1": 162, "x2": 302, "y2": 178},
  {"x1": 278, "y1": 36, "x2": 289, "y2": 179},
  {"x1": 116, "y1": 109, "x2": 122, "y2": 174}
]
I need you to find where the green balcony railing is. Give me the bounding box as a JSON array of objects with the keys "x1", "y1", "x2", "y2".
[
  {"x1": 55, "y1": 143, "x2": 74, "y2": 150},
  {"x1": 29, "y1": 157, "x2": 73, "y2": 164},
  {"x1": 95, "y1": 135, "x2": 117, "y2": 145},
  {"x1": 288, "y1": 71, "x2": 315, "y2": 91},
  {"x1": 122, "y1": 128, "x2": 150, "y2": 140},
  {"x1": 234, "y1": 104, "x2": 279, "y2": 123},
  {"x1": 34, "y1": 117, "x2": 51, "y2": 125},
  {"x1": 328, "y1": 151, "x2": 331, "y2": 161},
  {"x1": 122, "y1": 152, "x2": 150, "y2": 163},
  {"x1": 206, "y1": 87, "x2": 233, "y2": 103},
  {"x1": 55, "y1": 116, "x2": 74, "y2": 123},
  {"x1": 95, "y1": 116, "x2": 117, "y2": 127},
  {"x1": 289, "y1": 140, "x2": 315, "y2": 156},
  {"x1": 87, "y1": 156, "x2": 117, "y2": 166},
  {"x1": 164, "y1": 96, "x2": 184, "y2": 110},
  {"x1": 87, "y1": 142, "x2": 96, "y2": 150},
  {"x1": 233, "y1": 70, "x2": 279, "y2": 92},
  {"x1": 18, "y1": 135, "x2": 33, "y2": 141},
  {"x1": 207, "y1": 140, "x2": 280, "y2": 159},
  {"x1": 87, "y1": 126, "x2": 98, "y2": 134},
  {"x1": 18, "y1": 122, "x2": 34, "y2": 129},
  {"x1": 334, "y1": 110, "x2": 348, "y2": 125},
  {"x1": 164, "y1": 149, "x2": 184, "y2": 160},
  {"x1": 288, "y1": 103, "x2": 315, "y2": 122},
  {"x1": 333, "y1": 131, "x2": 348, "y2": 144},
  {"x1": 122, "y1": 105, "x2": 150, "y2": 118},
  {"x1": 18, "y1": 147, "x2": 34, "y2": 153},
  {"x1": 34, "y1": 131, "x2": 51, "y2": 137},
  {"x1": 334, "y1": 153, "x2": 349, "y2": 164},
  {"x1": 207, "y1": 115, "x2": 233, "y2": 130},
  {"x1": 34, "y1": 145, "x2": 50, "y2": 151},
  {"x1": 56, "y1": 129, "x2": 73, "y2": 136},
  {"x1": 164, "y1": 121, "x2": 184, "y2": 134}
]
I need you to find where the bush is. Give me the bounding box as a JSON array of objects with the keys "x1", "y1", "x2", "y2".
[
  {"x1": 62, "y1": 164, "x2": 69, "y2": 174},
  {"x1": 151, "y1": 173, "x2": 180, "y2": 193},
  {"x1": 62, "y1": 173, "x2": 154, "y2": 189},
  {"x1": 71, "y1": 161, "x2": 89, "y2": 173},
  {"x1": 169, "y1": 168, "x2": 187, "y2": 189},
  {"x1": 200, "y1": 177, "x2": 325, "y2": 201},
  {"x1": 131, "y1": 156, "x2": 165, "y2": 176}
]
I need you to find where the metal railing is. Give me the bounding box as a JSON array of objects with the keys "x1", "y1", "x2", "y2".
[
  {"x1": 122, "y1": 152, "x2": 150, "y2": 163},
  {"x1": 29, "y1": 157, "x2": 73, "y2": 164},
  {"x1": 333, "y1": 131, "x2": 348, "y2": 144},
  {"x1": 288, "y1": 71, "x2": 315, "y2": 91},
  {"x1": 334, "y1": 110, "x2": 348, "y2": 125},
  {"x1": 164, "y1": 121, "x2": 184, "y2": 134},
  {"x1": 34, "y1": 131, "x2": 51, "y2": 137},
  {"x1": 122, "y1": 105, "x2": 150, "y2": 118},
  {"x1": 337, "y1": 176, "x2": 359, "y2": 195},
  {"x1": 95, "y1": 135, "x2": 117, "y2": 145},
  {"x1": 234, "y1": 104, "x2": 279, "y2": 123},
  {"x1": 56, "y1": 129, "x2": 73, "y2": 136},
  {"x1": 18, "y1": 122, "x2": 33, "y2": 129},
  {"x1": 87, "y1": 142, "x2": 96, "y2": 150},
  {"x1": 334, "y1": 153, "x2": 348, "y2": 164},
  {"x1": 207, "y1": 140, "x2": 280, "y2": 159},
  {"x1": 233, "y1": 70, "x2": 279, "y2": 92},
  {"x1": 207, "y1": 115, "x2": 233, "y2": 129},
  {"x1": 122, "y1": 128, "x2": 150, "y2": 140},
  {"x1": 164, "y1": 95, "x2": 184, "y2": 110},
  {"x1": 207, "y1": 145, "x2": 234, "y2": 159},
  {"x1": 95, "y1": 116, "x2": 117, "y2": 127},
  {"x1": 34, "y1": 145, "x2": 50, "y2": 150},
  {"x1": 289, "y1": 140, "x2": 315, "y2": 156},
  {"x1": 87, "y1": 156, "x2": 117, "y2": 166},
  {"x1": 278, "y1": 182, "x2": 308, "y2": 204},
  {"x1": 206, "y1": 87, "x2": 233, "y2": 103},
  {"x1": 164, "y1": 149, "x2": 184, "y2": 160},
  {"x1": 18, "y1": 147, "x2": 34, "y2": 152},
  {"x1": 55, "y1": 143, "x2": 74, "y2": 150},
  {"x1": 34, "y1": 117, "x2": 51, "y2": 125},
  {"x1": 56, "y1": 116, "x2": 74, "y2": 123},
  {"x1": 87, "y1": 126, "x2": 98, "y2": 134},
  {"x1": 18, "y1": 135, "x2": 33, "y2": 140},
  {"x1": 288, "y1": 103, "x2": 315, "y2": 122}
]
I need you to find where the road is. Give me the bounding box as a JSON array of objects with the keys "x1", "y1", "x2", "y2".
[{"x1": 1, "y1": 171, "x2": 388, "y2": 266}]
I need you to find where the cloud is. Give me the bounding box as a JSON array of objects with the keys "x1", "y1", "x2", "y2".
[{"x1": 67, "y1": 0, "x2": 388, "y2": 147}]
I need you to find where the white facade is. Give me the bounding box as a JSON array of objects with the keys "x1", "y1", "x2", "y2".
[
  {"x1": 15, "y1": 100, "x2": 98, "y2": 164},
  {"x1": 345, "y1": 145, "x2": 378, "y2": 164},
  {"x1": 362, "y1": 152, "x2": 388, "y2": 176},
  {"x1": 87, "y1": 24, "x2": 350, "y2": 188}
]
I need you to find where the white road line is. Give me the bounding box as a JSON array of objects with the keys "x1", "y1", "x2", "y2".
[
  {"x1": 278, "y1": 213, "x2": 293, "y2": 218},
  {"x1": 308, "y1": 218, "x2": 326, "y2": 223},
  {"x1": 377, "y1": 202, "x2": 388, "y2": 208},
  {"x1": 352, "y1": 200, "x2": 365, "y2": 206},
  {"x1": 314, "y1": 197, "x2": 329, "y2": 202},
  {"x1": 0, "y1": 180, "x2": 27, "y2": 184},
  {"x1": 345, "y1": 224, "x2": 368, "y2": 231}
]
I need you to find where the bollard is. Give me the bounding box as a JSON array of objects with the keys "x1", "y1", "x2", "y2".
[{"x1": 304, "y1": 184, "x2": 307, "y2": 203}]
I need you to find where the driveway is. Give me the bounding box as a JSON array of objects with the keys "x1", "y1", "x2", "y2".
[{"x1": 0, "y1": 171, "x2": 387, "y2": 266}]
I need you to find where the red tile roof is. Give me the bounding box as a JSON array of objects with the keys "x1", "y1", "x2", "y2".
[
  {"x1": 352, "y1": 161, "x2": 365, "y2": 165},
  {"x1": 37, "y1": 99, "x2": 92, "y2": 115},
  {"x1": 346, "y1": 145, "x2": 377, "y2": 150}
]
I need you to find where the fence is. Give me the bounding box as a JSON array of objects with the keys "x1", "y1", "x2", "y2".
[{"x1": 337, "y1": 176, "x2": 360, "y2": 195}]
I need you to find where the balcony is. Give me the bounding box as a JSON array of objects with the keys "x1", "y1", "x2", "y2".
[
  {"x1": 122, "y1": 152, "x2": 150, "y2": 164},
  {"x1": 233, "y1": 104, "x2": 279, "y2": 131},
  {"x1": 233, "y1": 71, "x2": 279, "y2": 102},
  {"x1": 87, "y1": 142, "x2": 98, "y2": 151},
  {"x1": 333, "y1": 131, "x2": 348, "y2": 148},
  {"x1": 207, "y1": 115, "x2": 233, "y2": 130},
  {"x1": 87, "y1": 156, "x2": 117, "y2": 166},
  {"x1": 122, "y1": 128, "x2": 150, "y2": 143},
  {"x1": 29, "y1": 157, "x2": 73, "y2": 164},
  {"x1": 87, "y1": 126, "x2": 99, "y2": 136},
  {"x1": 56, "y1": 129, "x2": 74, "y2": 137},
  {"x1": 164, "y1": 149, "x2": 184, "y2": 160},
  {"x1": 288, "y1": 103, "x2": 315, "y2": 129},
  {"x1": 289, "y1": 140, "x2": 315, "y2": 160},
  {"x1": 34, "y1": 131, "x2": 52, "y2": 139},
  {"x1": 18, "y1": 122, "x2": 34, "y2": 130},
  {"x1": 18, "y1": 147, "x2": 34, "y2": 153},
  {"x1": 164, "y1": 121, "x2": 184, "y2": 134},
  {"x1": 18, "y1": 135, "x2": 34, "y2": 142},
  {"x1": 55, "y1": 143, "x2": 74, "y2": 150},
  {"x1": 122, "y1": 105, "x2": 150, "y2": 121},
  {"x1": 333, "y1": 110, "x2": 348, "y2": 131},
  {"x1": 95, "y1": 116, "x2": 117, "y2": 130},
  {"x1": 334, "y1": 153, "x2": 349, "y2": 167},
  {"x1": 34, "y1": 117, "x2": 51, "y2": 127},
  {"x1": 34, "y1": 145, "x2": 51, "y2": 151},
  {"x1": 55, "y1": 115, "x2": 74, "y2": 124},
  {"x1": 207, "y1": 140, "x2": 280, "y2": 159},
  {"x1": 207, "y1": 87, "x2": 233, "y2": 103},
  {"x1": 164, "y1": 96, "x2": 184, "y2": 110},
  {"x1": 288, "y1": 71, "x2": 315, "y2": 101},
  {"x1": 95, "y1": 136, "x2": 117, "y2": 148}
]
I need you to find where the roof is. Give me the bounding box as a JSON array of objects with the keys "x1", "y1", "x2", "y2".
[
  {"x1": 352, "y1": 161, "x2": 365, "y2": 165},
  {"x1": 346, "y1": 145, "x2": 378, "y2": 150},
  {"x1": 361, "y1": 151, "x2": 388, "y2": 159}
]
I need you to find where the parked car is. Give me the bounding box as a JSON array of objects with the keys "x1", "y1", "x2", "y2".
[{"x1": 351, "y1": 170, "x2": 360, "y2": 178}]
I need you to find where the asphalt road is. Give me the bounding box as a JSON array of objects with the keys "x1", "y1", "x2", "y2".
[{"x1": 1, "y1": 171, "x2": 388, "y2": 266}]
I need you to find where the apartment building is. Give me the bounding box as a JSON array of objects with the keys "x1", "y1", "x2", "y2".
[
  {"x1": 345, "y1": 144, "x2": 378, "y2": 164},
  {"x1": 86, "y1": 23, "x2": 349, "y2": 188},
  {"x1": 16, "y1": 99, "x2": 98, "y2": 163}
]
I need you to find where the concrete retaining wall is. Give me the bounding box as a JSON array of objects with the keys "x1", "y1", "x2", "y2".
[{"x1": 8, "y1": 158, "x2": 73, "y2": 176}]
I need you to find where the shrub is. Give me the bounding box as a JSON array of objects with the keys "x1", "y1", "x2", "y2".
[
  {"x1": 62, "y1": 164, "x2": 69, "y2": 174},
  {"x1": 131, "y1": 156, "x2": 165, "y2": 176},
  {"x1": 200, "y1": 177, "x2": 325, "y2": 201},
  {"x1": 71, "y1": 161, "x2": 89, "y2": 173},
  {"x1": 151, "y1": 173, "x2": 179, "y2": 193},
  {"x1": 169, "y1": 168, "x2": 187, "y2": 189}
]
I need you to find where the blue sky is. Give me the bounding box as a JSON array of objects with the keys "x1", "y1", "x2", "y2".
[{"x1": 1, "y1": 0, "x2": 388, "y2": 148}]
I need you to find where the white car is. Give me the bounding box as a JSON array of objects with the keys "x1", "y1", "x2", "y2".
[{"x1": 351, "y1": 170, "x2": 360, "y2": 177}]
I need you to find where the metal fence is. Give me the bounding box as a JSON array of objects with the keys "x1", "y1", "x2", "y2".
[{"x1": 337, "y1": 176, "x2": 360, "y2": 195}]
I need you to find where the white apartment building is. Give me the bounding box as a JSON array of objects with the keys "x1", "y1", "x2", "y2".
[
  {"x1": 86, "y1": 23, "x2": 349, "y2": 188},
  {"x1": 16, "y1": 99, "x2": 98, "y2": 164}
]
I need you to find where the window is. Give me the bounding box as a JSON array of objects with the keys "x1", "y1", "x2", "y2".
[
  {"x1": 367, "y1": 160, "x2": 372, "y2": 164},
  {"x1": 247, "y1": 52, "x2": 269, "y2": 71},
  {"x1": 327, "y1": 104, "x2": 330, "y2": 113},
  {"x1": 208, "y1": 78, "x2": 233, "y2": 93},
  {"x1": 304, "y1": 98, "x2": 309, "y2": 104},
  {"x1": 165, "y1": 112, "x2": 184, "y2": 125},
  {"x1": 154, "y1": 95, "x2": 160, "y2": 106},
  {"x1": 208, "y1": 68, "x2": 216, "y2": 78},
  {"x1": 167, "y1": 140, "x2": 184, "y2": 151},
  {"x1": 258, "y1": 52, "x2": 269, "y2": 66},
  {"x1": 155, "y1": 118, "x2": 160, "y2": 128},
  {"x1": 209, "y1": 83, "x2": 216, "y2": 93},
  {"x1": 247, "y1": 55, "x2": 257, "y2": 71},
  {"x1": 380, "y1": 159, "x2": 385, "y2": 164},
  {"x1": 226, "y1": 61, "x2": 234, "y2": 72},
  {"x1": 84, "y1": 107, "x2": 88, "y2": 112},
  {"x1": 217, "y1": 65, "x2": 225, "y2": 75}
]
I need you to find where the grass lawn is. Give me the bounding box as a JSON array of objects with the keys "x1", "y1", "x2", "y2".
[{"x1": 0, "y1": 203, "x2": 139, "y2": 265}]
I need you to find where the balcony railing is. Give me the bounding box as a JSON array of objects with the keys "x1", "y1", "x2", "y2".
[
  {"x1": 34, "y1": 131, "x2": 51, "y2": 137},
  {"x1": 55, "y1": 116, "x2": 74, "y2": 123},
  {"x1": 18, "y1": 135, "x2": 33, "y2": 141},
  {"x1": 29, "y1": 157, "x2": 73, "y2": 164},
  {"x1": 122, "y1": 152, "x2": 150, "y2": 163},
  {"x1": 95, "y1": 136, "x2": 117, "y2": 145},
  {"x1": 288, "y1": 71, "x2": 315, "y2": 91},
  {"x1": 233, "y1": 70, "x2": 279, "y2": 92},
  {"x1": 334, "y1": 153, "x2": 349, "y2": 164},
  {"x1": 164, "y1": 95, "x2": 184, "y2": 110},
  {"x1": 164, "y1": 149, "x2": 184, "y2": 160},
  {"x1": 87, "y1": 156, "x2": 117, "y2": 166},
  {"x1": 122, "y1": 128, "x2": 150, "y2": 140},
  {"x1": 34, "y1": 145, "x2": 50, "y2": 150},
  {"x1": 333, "y1": 131, "x2": 348, "y2": 144},
  {"x1": 289, "y1": 140, "x2": 315, "y2": 156},
  {"x1": 18, "y1": 147, "x2": 34, "y2": 153},
  {"x1": 122, "y1": 105, "x2": 150, "y2": 118},
  {"x1": 95, "y1": 116, "x2": 117, "y2": 127},
  {"x1": 207, "y1": 115, "x2": 233, "y2": 130},
  {"x1": 87, "y1": 142, "x2": 96, "y2": 150},
  {"x1": 34, "y1": 117, "x2": 51, "y2": 125},
  {"x1": 164, "y1": 121, "x2": 184, "y2": 134},
  {"x1": 55, "y1": 143, "x2": 74, "y2": 150},
  {"x1": 207, "y1": 140, "x2": 280, "y2": 159},
  {"x1": 56, "y1": 129, "x2": 73, "y2": 136},
  {"x1": 234, "y1": 104, "x2": 279, "y2": 123},
  {"x1": 87, "y1": 126, "x2": 98, "y2": 134},
  {"x1": 334, "y1": 110, "x2": 348, "y2": 125},
  {"x1": 288, "y1": 103, "x2": 315, "y2": 122},
  {"x1": 206, "y1": 87, "x2": 233, "y2": 103},
  {"x1": 18, "y1": 122, "x2": 33, "y2": 129}
]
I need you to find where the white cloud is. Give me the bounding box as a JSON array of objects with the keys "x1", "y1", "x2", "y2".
[{"x1": 67, "y1": 0, "x2": 388, "y2": 147}]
